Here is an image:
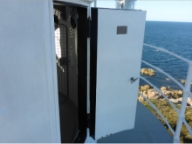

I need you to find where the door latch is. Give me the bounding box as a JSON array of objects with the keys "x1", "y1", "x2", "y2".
[{"x1": 130, "y1": 77, "x2": 138, "y2": 84}]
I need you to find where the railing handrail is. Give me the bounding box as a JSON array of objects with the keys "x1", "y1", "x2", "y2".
[
  {"x1": 139, "y1": 86, "x2": 175, "y2": 135},
  {"x1": 143, "y1": 43, "x2": 192, "y2": 64},
  {"x1": 141, "y1": 44, "x2": 192, "y2": 143},
  {"x1": 142, "y1": 60, "x2": 185, "y2": 91},
  {"x1": 140, "y1": 76, "x2": 179, "y2": 114}
]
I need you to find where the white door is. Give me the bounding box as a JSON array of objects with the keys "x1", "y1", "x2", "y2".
[
  {"x1": 0, "y1": 1, "x2": 60, "y2": 143},
  {"x1": 90, "y1": 8, "x2": 146, "y2": 140}
]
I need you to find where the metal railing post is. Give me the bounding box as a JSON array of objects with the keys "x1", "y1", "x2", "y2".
[
  {"x1": 173, "y1": 62, "x2": 192, "y2": 143},
  {"x1": 142, "y1": 44, "x2": 192, "y2": 143},
  {"x1": 94, "y1": 0, "x2": 97, "y2": 7}
]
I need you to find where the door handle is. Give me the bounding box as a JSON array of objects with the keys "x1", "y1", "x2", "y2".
[{"x1": 130, "y1": 77, "x2": 138, "y2": 84}]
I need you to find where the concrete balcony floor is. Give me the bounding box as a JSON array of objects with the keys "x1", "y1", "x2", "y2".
[{"x1": 97, "y1": 101, "x2": 173, "y2": 143}]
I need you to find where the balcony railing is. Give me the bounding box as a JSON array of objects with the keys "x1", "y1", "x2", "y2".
[{"x1": 140, "y1": 43, "x2": 192, "y2": 143}]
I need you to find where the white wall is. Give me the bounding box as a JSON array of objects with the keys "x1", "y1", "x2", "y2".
[
  {"x1": 0, "y1": 0, "x2": 60, "y2": 142},
  {"x1": 95, "y1": 9, "x2": 146, "y2": 140}
]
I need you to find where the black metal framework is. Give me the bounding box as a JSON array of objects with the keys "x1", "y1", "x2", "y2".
[
  {"x1": 54, "y1": 2, "x2": 88, "y2": 143},
  {"x1": 90, "y1": 8, "x2": 98, "y2": 140},
  {"x1": 55, "y1": 23, "x2": 69, "y2": 97},
  {"x1": 75, "y1": 6, "x2": 88, "y2": 143}
]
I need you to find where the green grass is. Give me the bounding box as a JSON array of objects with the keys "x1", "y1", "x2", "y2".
[{"x1": 140, "y1": 99, "x2": 192, "y2": 143}]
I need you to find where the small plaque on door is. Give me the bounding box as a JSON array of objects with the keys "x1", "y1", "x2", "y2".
[{"x1": 117, "y1": 26, "x2": 127, "y2": 35}]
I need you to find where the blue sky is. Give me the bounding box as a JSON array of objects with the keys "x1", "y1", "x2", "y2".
[{"x1": 94, "y1": 0, "x2": 192, "y2": 22}]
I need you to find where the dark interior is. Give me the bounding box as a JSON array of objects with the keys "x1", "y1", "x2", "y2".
[{"x1": 53, "y1": 2, "x2": 87, "y2": 143}]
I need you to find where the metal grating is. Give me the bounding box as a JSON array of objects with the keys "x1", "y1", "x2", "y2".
[{"x1": 55, "y1": 24, "x2": 68, "y2": 97}]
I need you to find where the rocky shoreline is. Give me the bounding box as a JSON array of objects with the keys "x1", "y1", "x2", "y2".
[
  {"x1": 138, "y1": 85, "x2": 192, "y2": 108},
  {"x1": 139, "y1": 68, "x2": 192, "y2": 107},
  {"x1": 140, "y1": 68, "x2": 155, "y2": 76},
  {"x1": 141, "y1": 68, "x2": 192, "y2": 85},
  {"x1": 180, "y1": 79, "x2": 192, "y2": 85}
]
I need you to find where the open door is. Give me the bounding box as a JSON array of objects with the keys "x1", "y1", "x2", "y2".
[
  {"x1": 90, "y1": 8, "x2": 146, "y2": 140},
  {"x1": 0, "y1": 1, "x2": 60, "y2": 143}
]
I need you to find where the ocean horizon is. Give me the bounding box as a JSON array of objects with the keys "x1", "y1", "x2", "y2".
[
  {"x1": 140, "y1": 21, "x2": 192, "y2": 92},
  {"x1": 146, "y1": 20, "x2": 192, "y2": 23}
]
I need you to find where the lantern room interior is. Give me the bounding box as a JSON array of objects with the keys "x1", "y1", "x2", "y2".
[{"x1": 54, "y1": 2, "x2": 88, "y2": 143}]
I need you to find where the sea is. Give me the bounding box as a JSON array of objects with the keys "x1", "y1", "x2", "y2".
[{"x1": 140, "y1": 21, "x2": 192, "y2": 92}]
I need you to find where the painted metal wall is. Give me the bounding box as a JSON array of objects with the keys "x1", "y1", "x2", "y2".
[
  {"x1": 95, "y1": 9, "x2": 146, "y2": 140},
  {"x1": 0, "y1": 0, "x2": 60, "y2": 142}
]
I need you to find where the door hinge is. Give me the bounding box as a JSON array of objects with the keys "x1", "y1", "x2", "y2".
[
  {"x1": 87, "y1": 17, "x2": 91, "y2": 38},
  {"x1": 87, "y1": 113, "x2": 91, "y2": 128}
]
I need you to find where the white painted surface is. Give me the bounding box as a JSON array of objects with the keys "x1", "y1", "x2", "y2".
[
  {"x1": 0, "y1": 0, "x2": 60, "y2": 142},
  {"x1": 85, "y1": 128, "x2": 97, "y2": 143},
  {"x1": 95, "y1": 9, "x2": 146, "y2": 140},
  {"x1": 85, "y1": 136, "x2": 97, "y2": 143},
  {"x1": 55, "y1": 28, "x2": 62, "y2": 59}
]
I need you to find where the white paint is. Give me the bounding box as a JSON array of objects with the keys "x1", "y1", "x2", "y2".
[
  {"x1": 117, "y1": 0, "x2": 136, "y2": 9},
  {"x1": 0, "y1": 0, "x2": 60, "y2": 142},
  {"x1": 85, "y1": 136, "x2": 97, "y2": 143},
  {"x1": 141, "y1": 44, "x2": 192, "y2": 142},
  {"x1": 55, "y1": 28, "x2": 62, "y2": 59},
  {"x1": 124, "y1": 0, "x2": 136, "y2": 9},
  {"x1": 95, "y1": 9, "x2": 146, "y2": 140},
  {"x1": 85, "y1": 128, "x2": 97, "y2": 143},
  {"x1": 94, "y1": 0, "x2": 97, "y2": 7},
  {"x1": 46, "y1": 1, "x2": 61, "y2": 141},
  {"x1": 174, "y1": 63, "x2": 192, "y2": 143},
  {"x1": 0, "y1": 109, "x2": 4, "y2": 130}
]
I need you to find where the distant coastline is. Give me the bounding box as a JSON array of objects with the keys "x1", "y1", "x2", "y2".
[
  {"x1": 141, "y1": 21, "x2": 192, "y2": 92},
  {"x1": 146, "y1": 20, "x2": 192, "y2": 23}
]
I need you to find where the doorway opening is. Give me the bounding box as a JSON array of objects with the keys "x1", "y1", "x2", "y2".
[{"x1": 54, "y1": 2, "x2": 88, "y2": 143}]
